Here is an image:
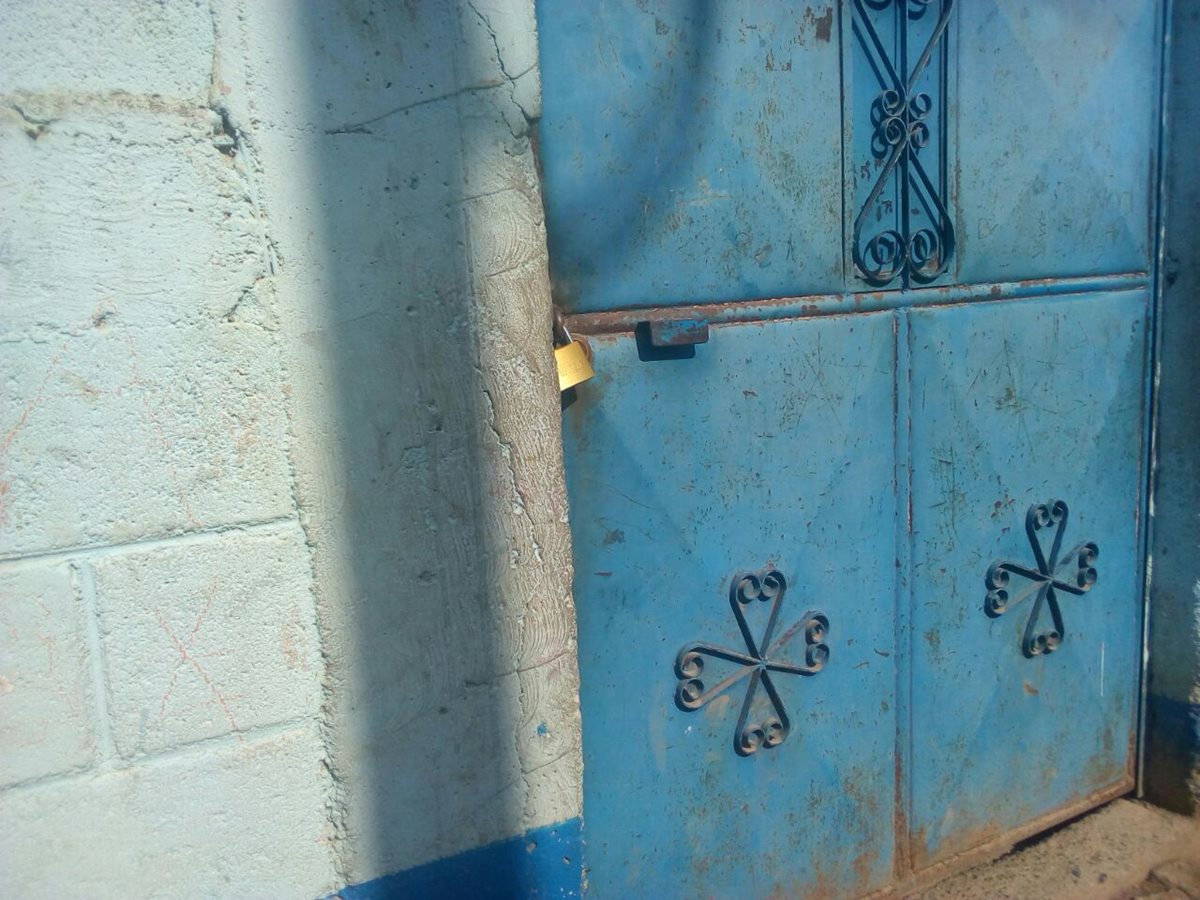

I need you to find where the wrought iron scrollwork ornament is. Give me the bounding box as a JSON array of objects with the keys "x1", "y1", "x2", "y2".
[
  {"x1": 674, "y1": 569, "x2": 829, "y2": 757},
  {"x1": 852, "y1": 0, "x2": 955, "y2": 287},
  {"x1": 985, "y1": 501, "x2": 1099, "y2": 658}
]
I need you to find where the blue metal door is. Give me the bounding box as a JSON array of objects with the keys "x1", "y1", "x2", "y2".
[
  {"x1": 538, "y1": 2, "x2": 1162, "y2": 896},
  {"x1": 561, "y1": 316, "x2": 899, "y2": 896}
]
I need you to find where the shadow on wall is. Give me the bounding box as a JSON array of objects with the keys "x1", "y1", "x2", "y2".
[
  {"x1": 255, "y1": 1, "x2": 719, "y2": 892},
  {"x1": 245, "y1": 0, "x2": 579, "y2": 894}
]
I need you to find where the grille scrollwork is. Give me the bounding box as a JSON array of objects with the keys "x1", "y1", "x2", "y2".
[{"x1": 852, "y1": 0, "x2": 955, "y2": 288}]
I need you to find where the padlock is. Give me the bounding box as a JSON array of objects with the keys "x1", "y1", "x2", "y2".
[
  {"x1": 555, "y1": 338, "x2": 595, "y2": 391},
  {"x1": 553, "y1": 308, "x2": 595, "y2": 392}
]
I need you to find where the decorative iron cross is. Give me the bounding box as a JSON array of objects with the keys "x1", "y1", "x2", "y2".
[
  {"x1": 674, "y1": 569, "x2": 829, "y2": 757},
  {"x1": 985, "y1": 500, "x2": 1099, "y2": 657}
]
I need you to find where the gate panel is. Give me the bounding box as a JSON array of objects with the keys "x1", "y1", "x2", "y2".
[
  {"x1": 540, "y1": 1, "x2": 1165, "y2": 894},
  {"x1": 563, "y1": 314, "x2": 897, "y2": 897},
  {"x1": 537, "y1": 2, "x2": 844, "y2": 312},
  {"x1": 955, "y1": 1, "x2": 1160, "y2": 284},
  {"x1": 906, "y1": 292, "x2": 1149, "y2": 866}
]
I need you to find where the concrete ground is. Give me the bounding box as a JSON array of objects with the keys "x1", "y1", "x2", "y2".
[{"x1": 912, "y1": 800, "x2": 1200, "y2": 900}]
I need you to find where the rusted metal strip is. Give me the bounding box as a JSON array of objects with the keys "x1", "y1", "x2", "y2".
[{"x1": 565, "y1": 273, "x2": 1150, "y2": 335}]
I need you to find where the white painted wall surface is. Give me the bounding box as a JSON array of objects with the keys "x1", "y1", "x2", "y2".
[{"x1": 0, "y1": 1, "x2": 580, "y2": 896}]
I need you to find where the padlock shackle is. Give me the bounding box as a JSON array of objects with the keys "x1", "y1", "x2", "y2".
[{"x1": 552, "y1": 305, "x2": 573, "y2": 347}]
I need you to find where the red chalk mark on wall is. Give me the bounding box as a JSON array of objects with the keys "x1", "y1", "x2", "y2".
[
  {"x1": 0, "y1": 299, "x2": 203, "y2": 533},
  {"x1": 153, "y1": 585, "x2": 242, "y2": 739}
]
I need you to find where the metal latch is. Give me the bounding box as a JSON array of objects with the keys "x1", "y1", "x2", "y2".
[{"x1": 634, "y1": 317, "x2": 709, "y2": 361}]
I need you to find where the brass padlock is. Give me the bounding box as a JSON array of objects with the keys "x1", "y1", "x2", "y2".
[{"x1": 553, "y1": 308, "x2": 594, "y2": 392}]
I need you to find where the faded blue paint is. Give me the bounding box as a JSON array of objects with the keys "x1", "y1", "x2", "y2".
[
  {"x1": 540, "y1": 0, "x2": 1166, "y2": 895},
  {"x1": 537, "y1": 2, "x2": 844, "y2": 311},
  {"x1": 563, "y1": 315, "x2": 899, "y2": 899},
  {"x1": 955, "y1": 1, "x2": 1160, "y2": 283},
  {"x1": 331, "y1": 819, "x2": 582, "y2": 899},
  {"x1": 906, "y1": 292, "x2": 1149, "y2": 864}
]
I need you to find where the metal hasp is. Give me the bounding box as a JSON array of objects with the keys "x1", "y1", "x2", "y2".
[
  {"x1": 851, "y1": 0, "x2": 955, "y2": 287},
  {"x1": 985, "y1": 501, "x2": 1100, "y2": 658},
  {"x1": 645, "y1": 318, "x2": 710, "y2": 348},
  {"x1": 633, "y1": 316, "x2": 705, "y2": 360},
  {"x1": 675, "y1": 569, "x2": 829, "y2": 756},
  {"x1": 633, "y1": 317, "x2": 709, "y2": 361}
]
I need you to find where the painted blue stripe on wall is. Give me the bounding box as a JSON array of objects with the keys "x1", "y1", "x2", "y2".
[{"x1": 330, "y1": 818, "x2": 582, "y2": 900}]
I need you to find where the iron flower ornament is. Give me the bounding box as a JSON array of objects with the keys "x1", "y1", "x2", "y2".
[
  {"x1": 674, "y1": 569, "x2": 829, "y2": 756},
  {"x1": 985, "y1": 500, "x2": 1099, "y2": 657}
]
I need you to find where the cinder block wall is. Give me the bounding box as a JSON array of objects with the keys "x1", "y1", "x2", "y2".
[{"x1": 0, "y1": 2, "x2": 580, "y2": 897}]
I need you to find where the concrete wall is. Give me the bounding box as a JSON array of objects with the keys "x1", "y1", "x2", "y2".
[
  {"x1": 1144, "y1": 0, "x2": 1200, "y2": 816},
  {"x1": 0, "y1": 1, "x2": 581, "y2": 897}
]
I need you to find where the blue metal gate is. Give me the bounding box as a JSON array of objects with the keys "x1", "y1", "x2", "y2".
[{"x1": 537, "y1": 2, "x2": 1162, "y2": 896}]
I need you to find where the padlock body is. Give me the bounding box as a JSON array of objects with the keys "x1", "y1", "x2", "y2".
[{"x1": 554, "y1": 339, "x2": 595, "y2": 391}]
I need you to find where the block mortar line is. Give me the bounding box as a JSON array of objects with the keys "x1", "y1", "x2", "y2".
[
  {"x1": 0, "y1": 761, "x2": 93, "y2": 795},
  {"x1": 75, "y1": 560, "x2": 118, "y2": 768},
  {"x1": 0, "y1": 715, "x2": 319, "y2": 797},
  {"x1": 0, "y1": 514, "x2": 302, "y2": 567},
  {"x1": 0, "y1": 91, "x2": 212, "y2": 119}
]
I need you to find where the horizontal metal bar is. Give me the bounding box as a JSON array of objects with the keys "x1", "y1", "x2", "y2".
[{"x1": 565, "y1": 272, "x2": 1150, "y2": 335}]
